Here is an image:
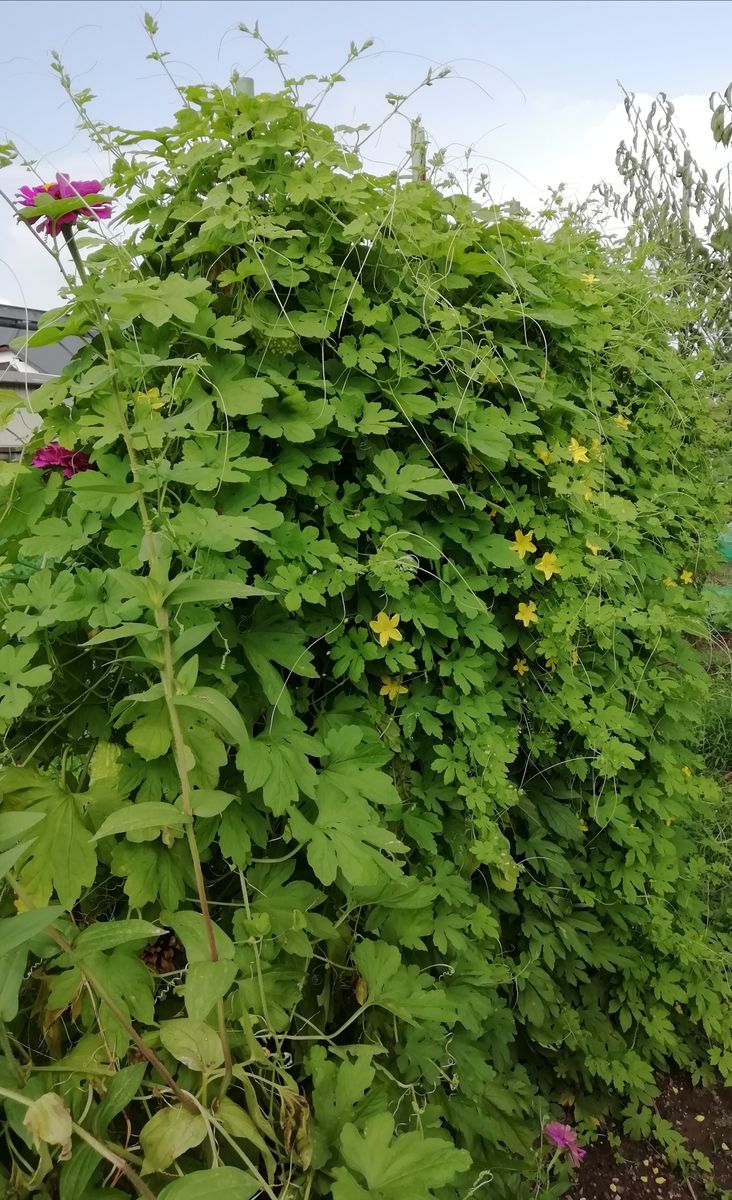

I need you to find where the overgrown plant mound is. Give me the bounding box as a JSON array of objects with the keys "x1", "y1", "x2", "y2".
[{"x1": 1, "y1": 83, "x2": 731, "y2": 1200}]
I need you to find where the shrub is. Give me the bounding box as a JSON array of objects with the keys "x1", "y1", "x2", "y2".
[{"x1": 1, "y1": 76, "x2": 731, "y2": 1200}]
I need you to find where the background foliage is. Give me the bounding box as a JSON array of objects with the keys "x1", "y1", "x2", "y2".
[{"x1": 1, "y1": 39, "x2": 732, "y2": 1200}]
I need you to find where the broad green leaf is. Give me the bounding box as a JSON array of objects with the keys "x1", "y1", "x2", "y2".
[
  {"x1": 184, "y1": 959, "x2": 238, "y2": 1021},
  {"x1": 188, "y1": 789, "x2": 236, "y2": 817},
  {"x1": 18, "y1": 791, "x2": 97, "y2": 909},
  {"x1": 289, "y1": 794, "x2": 406, "y2": 888},
  {"x1": 170, "y1": 910, "x2": 235, "y2": 963},
  {"x1": 0, "y1": 839, "x2": 34, "y2": 877},
  {"x1": 175, "y1": 687, "x2": 249, "y2": 747},
  {"x1": 367, "y1": 449, "x2": 454, "y2": 500},
  {"x1": 159, "y1": 1018, "x2": 224, "y2": 1072},
  {"x1": 59, "y1": 1139, "x2": 100, "y2": 1200},
  {"x1": 0, "y1": 945, "x2": 28, "y2": 1020},
  {"x1": 73, "y1": 920, "x2": 163, "y2": 958},
  {"x1": 158, "y1": 1168, "x2": 259, "y2": 1200},
  {"x1": 352, "y1": 940, "x2": 455, "y2": 1025},
  {"x1": 171, "y1": 622, "x2": 217, "y2": 662},
  {"x1": 91, "y1": 803, "x2": 188, "y2": 841},
  {"x1": 85, "y1": 624, "x2": 158, "y2": 645},
  {"x1": 0, "y1": 811, "x2": 44, "y2": 848},
  {"x1": 309, "y1": 1047, "x2": 377, "y2": 1169},
  {"x1": 166, "y1": 577, "x2": 272, "y2": 605},
  {"x1": 333, "y1": 1112, "x2": 470, "y2": 1199},
  {"x1": 126, "y1": 711, "x2": 172, "y2": 761},
  {"x1": 140, "y1": 1105, "x2": 208, "y2": 1173},
  {"x1": 215, "y1": 1098, "x2": 270, "y2": 1154},
  {"x1": 91, "y1": 1064, "x2": 147, "y2": 1135}
]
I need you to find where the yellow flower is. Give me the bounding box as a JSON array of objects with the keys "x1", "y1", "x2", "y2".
[
  {"x1": 614, "y1": 413, "x2": 630, "y2": 430},
  {"x1": 380, "y1": 676, "x2": 408, "y2": 701},
  {"x1": 681, "y1": 765, "x2": 692, "y2": 778},
  {"x1": 513, "y1": 658, "x2": 529, "y2": 676},
  {"x1": 583, "y1": 484, "x2": 594, "y2": 502},
  {"x1": 512, "y1": 529, "x2": 537, "y2": 560},
  {"x1": 535, "y1": 445, "x2": 553, "y2": 465},
  {"x1": 586, "y1": 540, "x2": 600, "y2": 556},
  {"x1": 570, "y1": 648, "x2": 580, "y2": 666},
  {"x1": 369, "y1": 612, "x2": 403, "y2": 647},
  {"x1": 666, "y1": 816, "x2": 675, "y2": 826},
  {"x1": 139, "y1": 386, "x2": 165, "y2": 411},
  {"x1": 579, "y1": 819, "x2": 588, "y2": 832},
  {"x1": 580, "y1": 272, "x2": 598, "y2": 285},
  {"x1": 663, "y1": 577, "x2": 677, "y2": 588},
  {"x1": 515, "y1": 601, "x2": 538, "y2": 627},
  {"x1": 680, "y1": 569, "x2": 694, "y2": 585},
  {"x1": 569, "y1": 437, "x2": 589, "y2": 463},
  {"x1": 536, "y1": 552, "x2": 561, "y2": 581}
]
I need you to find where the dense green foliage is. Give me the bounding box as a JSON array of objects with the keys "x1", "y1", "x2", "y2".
[{"x1": 1, "y1": 72, "x2": 732, "y2": 1200}]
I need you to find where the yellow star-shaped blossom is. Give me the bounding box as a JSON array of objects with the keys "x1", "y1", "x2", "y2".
[
  {"x1": 569, "y1": 438, "x2": 589, "y2": 464},
  {"x1": 586, "y1": 540, "x2": 600, "y2": 555},
  {"x1": 580, "y1": 273, "x2": 598, "y2": 285},
  {"x1": 535, "y1": 551, "x2": 561, "y2": 581},
  {"x1": 663, "y1": 577, "x2": 677, "y2": 588},
  {"x1": 380, "y1": 676, "x2": 408, "y2": 701},
  {"x1": 515, "y1": 601, "x2": 538, "y2": 627},
  {"x1": 583, "y1": 485, "x2": 594, "y2": 502},
  {"x1": 680, "y1": 570, "x2": 694, "y2": 585},
  {"x1": 615, "y1": 413, "x2": 631, "y2": 430},
  {"x1": 369, "y1": 612, "x2": 403, "y2": 647},
  {"x1": 513, "y1": 658, "x2": 529, "y2": 676},
  {"x1": 681, "y1": 765, "x2": 692, "y2": 777},
  {"x1": 137, "y1": 387, "x2": 165, "y2": 411},
  {"x1": 512, "y1": 529, "x2": 536, "y2": 560},
  {"x1": 570, "y1": 648, "x2": 580, "y2": 666}
]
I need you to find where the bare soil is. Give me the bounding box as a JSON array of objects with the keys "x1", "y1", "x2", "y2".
[{"x1": 566, "y1": 1075, "x2": 732, "y2": 1199}]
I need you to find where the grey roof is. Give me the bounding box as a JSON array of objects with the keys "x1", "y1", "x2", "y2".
[
  {"x1": 0, "y1": 304, "x2": 82, "y2": 387},
  {"x1": 0, "y1": 304, "x2": 82, "y2": 452}
]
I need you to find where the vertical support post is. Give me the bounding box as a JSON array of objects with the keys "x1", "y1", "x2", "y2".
[{"x1": 410, "y1": 118, "x2": 427, "y2": 183}]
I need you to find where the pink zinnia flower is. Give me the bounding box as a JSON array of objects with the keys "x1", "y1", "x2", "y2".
[
  {"x1": 16, "y1": 174, "x2": 111, "y2": 237},
  {"x1": 32, "y1": 442, "x2": 92, "y2": 478},
  {"x1": 545, "y1": 1121, "x2": 585, "y2": 1166}
]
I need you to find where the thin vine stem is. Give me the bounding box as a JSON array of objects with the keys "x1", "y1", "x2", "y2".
[{"x1": 62, "y1": 224, "x2": 235, "y2": 1102}]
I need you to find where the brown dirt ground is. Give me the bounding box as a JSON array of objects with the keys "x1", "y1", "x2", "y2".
[{"x1": 566, "y1": 1075, "x2": 732, "y2": 1200}]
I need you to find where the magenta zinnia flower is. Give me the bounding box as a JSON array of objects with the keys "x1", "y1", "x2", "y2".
[
  {"x1": 16, "y1": 174, "x2": 111, "y2": 236},
  {"x1": 545, "y1": 1121, "x2": 585, "y2": 1166},
  {"x1": 32, "y1": 442, "x2": 92, "y2": 478}
]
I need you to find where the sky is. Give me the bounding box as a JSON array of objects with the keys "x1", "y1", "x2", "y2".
[{"x1": 1, "y1": 0, "x2": 731, "y2": 309}]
